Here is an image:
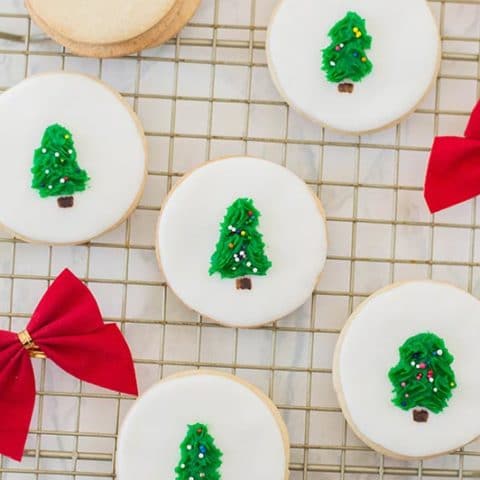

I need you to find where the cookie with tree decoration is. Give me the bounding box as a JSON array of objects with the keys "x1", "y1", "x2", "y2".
[
  {"x1": 156, "y1": 156, "x2": 327, "y2": 327},
  {"x1": 117, "y1": 370, "x2": 289, "y2": 480},
  {"x1": 0, "y1": 72, "x2": 146, "y2": 244},
  {"x1": 266, "y1": 0, "x2": 440, "y2": 133},
  {"x1": 333, "y1": 281, "x2": 480, "y2": 459}
]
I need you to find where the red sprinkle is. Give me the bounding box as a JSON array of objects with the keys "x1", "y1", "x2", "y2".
[{"x1": 419, "y1": 362, "x2": 426, "y2": 369}]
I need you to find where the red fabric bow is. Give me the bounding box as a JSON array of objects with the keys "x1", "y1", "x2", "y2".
[
  {"x1": 0, "y1": 269, "x2": 137, "y2": 461},
  {"x1": 424, "y1": 100, "x2": 480, "y2": 213}
]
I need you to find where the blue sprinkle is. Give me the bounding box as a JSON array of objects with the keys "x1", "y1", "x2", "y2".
[
  {"x1": 199, "y1": 445, "x2": 206, "y2": 453},
  {"x1": 401, "y1": 401, "x2": 407, "y2": 407},
  {"x1": 353, "y1": 52, "x2": 359, "y2": 57}
]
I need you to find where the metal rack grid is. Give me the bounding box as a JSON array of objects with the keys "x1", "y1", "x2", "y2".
[{"x1": 1, "y1": 0, "x2": 480, "y2": 478}]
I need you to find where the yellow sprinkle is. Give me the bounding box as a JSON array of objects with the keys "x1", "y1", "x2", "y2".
[
  {"x1": 241, "y1": 231, "x2": 246, "y2": 236},
  {"x1": 361, "y1": 57, "x2": 367, "y2": 62},
  {"x1": 353, "y1": 27, "x2": 359, "y2": 32},
  {"x1": 64, "y1": 134, "x2": 70, "y2": 139},
  {"x1": 356, "y1": 32, "x2": 362, "y2": 38}
]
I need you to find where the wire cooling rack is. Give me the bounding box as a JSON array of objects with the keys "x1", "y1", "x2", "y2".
[{"x1": 1, "y1": 0, "x2": 480, "y2": 478}]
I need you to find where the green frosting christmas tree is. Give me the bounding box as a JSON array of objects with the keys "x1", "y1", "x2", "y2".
[
  {"x1": 388, "y1": 332, "x2": 457, "y2": 423},
  {"x1": 31, "y1": 123, "x2": 89, "y2": 208},
  {"x1": 209, "y1": 197, "x2": 272, "y2": 290},
  {"x1": 322, "y1": 11, "x2": 373, "y2": 93},
  {"x1": 175, "y1": 423, "x2": 222, "y2": 480}
]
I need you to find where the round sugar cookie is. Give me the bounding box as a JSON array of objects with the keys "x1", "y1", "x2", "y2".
[
  {"x1": 333, "y1": 281, "x2": 480, "y2": 459},
  {"x1": 266, "y1": 0, "x2": 440, "y2": 134},
  {"x1": 26, "y1": 0, "x2": 201, "y2": 58},
  {"x1": 0, "y1": 72, "x2": 146, "y2": 244},
  {"x1": 117, "y1": 370, "x2": 289, "y2": 480},
  {"x1": 156, "y1": 156, "x2": 327, "y2": 327}
]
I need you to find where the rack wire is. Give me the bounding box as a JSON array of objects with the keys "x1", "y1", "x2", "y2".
[{"x1": 0, "y1": 0, "x2": 480, "y2": 478}]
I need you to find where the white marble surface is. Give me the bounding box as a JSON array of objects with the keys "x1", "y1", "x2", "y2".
[{"x1": 0, "y1": 0, "x2": 480, "y2": 478}]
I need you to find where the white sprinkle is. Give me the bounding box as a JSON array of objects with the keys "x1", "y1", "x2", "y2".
[
  {"x1": 340, "y1": 43, "x2": 344, "y2": 47},
  {"x1": 41, "y1": 148, "x2": 47, "y2": 153},
  {"x1": 45, "y1": 169, "x2": 50, "y2": 174},
  {"x1": 60, "y1": 178, "x2": 66, "y2": 184},
  {"x1": 429, "y1": 378, "x2": 434, "y2": 383},
  {"x1": 186, "y1": 445, "x2": 192, "y2": 450},
  {"x1": 330, "y1": 61, "x2": 336, "y2": 66},
  {"x1": 189, "y1": 477, "x2": 194, "y2": 480},
  {"x1": 198, "y1": 453, "x2": 204, "y2": 459},
  {"x1": 246, "y1": 262, "x2": 252, "y2": 267},
  {"x1": 253, "y1": 268, "x2": 258, "y2": 273},
  {"x1": 410, "y1": 361, "x2": 415, "y2": 366},
  {"x1": 54, "y1": 152, "x2": 60, "y2": 157},
  {"x1": 48, "y1": 185, "x2": 53, "y2": 189},
  {"x1": 437, "y1": 349, "x2": 443, "y2": 356},
  {"x1": 416, "y1": 364, "x2": 420, "y2": 369},
  {"x1": 433, "y1": 387, "x2": 438, "y2": 392},
  {"x1": 68, "y1": 149, "x2": 73, "y2": 154},
  {"x1": 235, "y1": 258, "x2": 240, "y2": 263},
  {"x1": 181, "y1": 464, "x2": 185, "y2": 469}
]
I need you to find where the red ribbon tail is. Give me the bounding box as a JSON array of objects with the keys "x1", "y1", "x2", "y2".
[{"x1": 425, "y1": 136, "x2": 480, "y2": 213}]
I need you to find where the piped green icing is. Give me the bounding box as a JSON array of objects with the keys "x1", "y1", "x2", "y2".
[
  {"x1": 388, "y1": 332, "x2": 456, "y2": 414},
  {"x1": 209, "y1": 197, "x2": 272, "y2": 279},
  {"x1": 175, "y1": 423, "x2": 222, "y2": 480},
  {"x1": 322, "y1": 11, "x2": 373, "y2": 84},
  {"x1": 31, "y1": 124, "x2": 89, "y2": 198}
]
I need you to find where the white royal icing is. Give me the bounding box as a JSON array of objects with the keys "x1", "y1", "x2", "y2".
[
  {"x1": 117, "y1": 371, "x2": 288, "y2": 480},
  {"x1": 335, "y1": 281, "x2": 480, "y2": 459},
  {"x1": 267, "y1": 0, "x2": 440, "y2": 134},
  {"x1": 0, "y1": 72, "x2": 146, "y2": 244},
  {"x1": 156, "y1": 156, "x2": 327, "y2": 327}
]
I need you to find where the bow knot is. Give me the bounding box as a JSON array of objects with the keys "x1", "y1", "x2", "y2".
[
  {"x1": 17, "y1": 329, "x2": 45, "y2": 359},
  {"x1": 424, "y1": 100, "x2": 480, "y2": 213},
  {"x1": 0, "y1": 269, "x2": 138, "y2": 461}
]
